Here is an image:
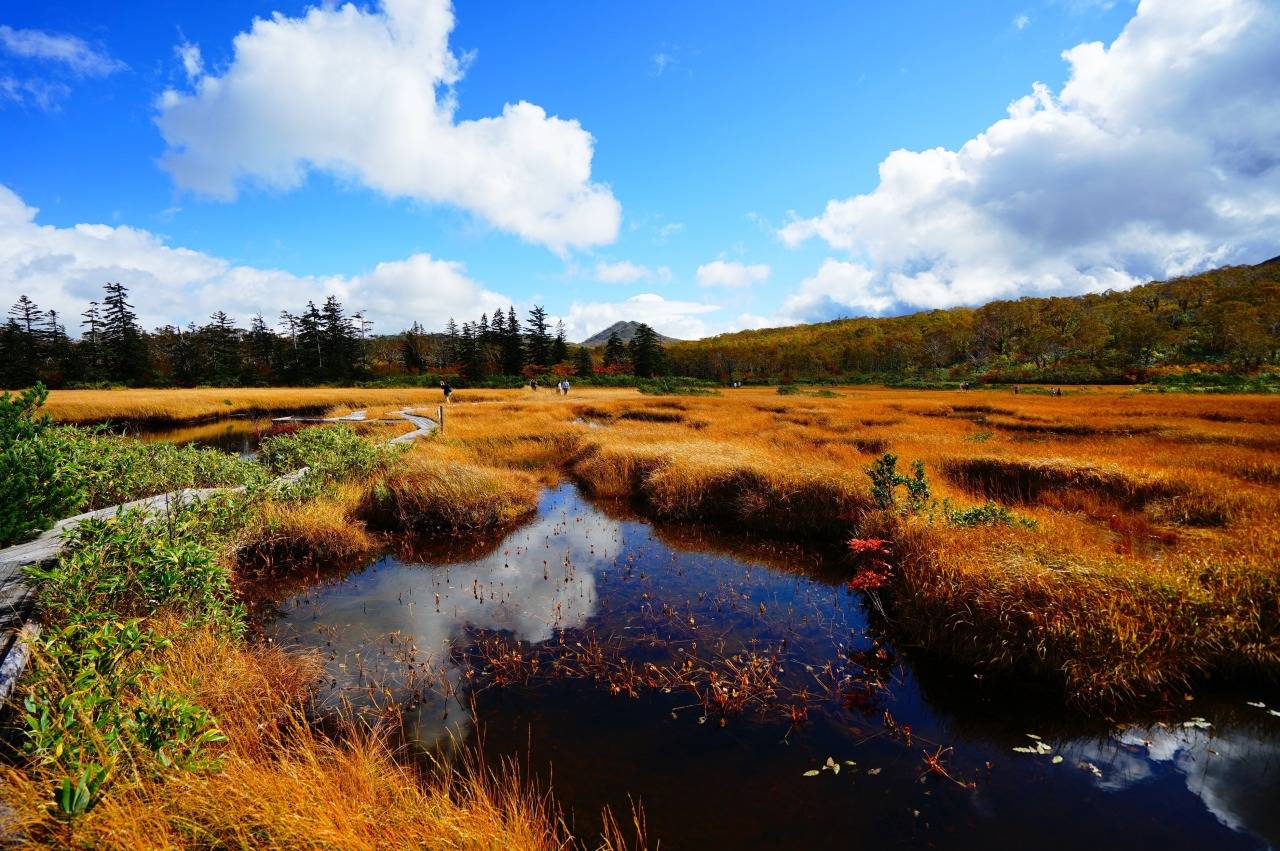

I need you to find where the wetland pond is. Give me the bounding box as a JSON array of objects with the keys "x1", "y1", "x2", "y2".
[
  {"x1": 260, "y1": 483, "x2": 1280, "y2": 850},
  {"x1": 130, "y1": 417, "x2": 273, "y2": 457}
]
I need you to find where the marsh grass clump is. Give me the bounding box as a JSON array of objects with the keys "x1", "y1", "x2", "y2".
[
  {"x1": 938, "y1": 455, "x2": 1240, "y2": 527},
  {"x1": 572, "y1": 437, "x2": 873, "y2": 541},
  {"x1": 877, "y1": 518, "x2": 1280, "y2": 706},
  {"x1": 366, "y1": 455, "x2": 541, "y2": 533},
  {"x1": 235, "y1": 485, "x2": 377, "y2": 570},
  {"x1": 617, "y1": 409, "x2": 684, "y2": 423}
]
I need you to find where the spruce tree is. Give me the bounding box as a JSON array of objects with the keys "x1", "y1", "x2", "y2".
[
  {"x1": 526, "y1": 305, "x2": 551, "y2": 366},
  {"x1": 80, "y1": 301, "x2": 103, "y2": 382},
  {"x1": 297, "y1": 302, "x2": 324, "y2": 381},
  {"x1": 573, "y1": 345, "x2": 594, "y2": 377},
  {"x1": 445, "y1": 318, "x2": 460, "y2": 366},
  {"x1": 602, "y1": 331, "x2": 627, "y2": 370},
  {"x1": 628, "y1": 323, "x2": 664, "y2": 378},
  {"x1": 101, "y1": 282, "x2": 148, "y2": 384},
  {"x1": 501, "y1": 306, "x2": 525, "y2": 374},
  {"x1": 203, "y1": 311, "x2": 242, "y2": 384},
  {"x1": 246, "y1": 314, "x2": 277, "y2": 384},
  {"x1": 5, "y1": 297, "x2": 40, "y2": 385},
  {"x1": 551, "y1": 320, "x2": 569, "y2": 364},
  {"x1": 401, "y1": 322, "x2": 427, "y2": 373}
]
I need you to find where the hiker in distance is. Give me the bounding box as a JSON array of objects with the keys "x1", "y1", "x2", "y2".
[{"x1": 439, "y1": 379, "x2": 453, "y2": 404}]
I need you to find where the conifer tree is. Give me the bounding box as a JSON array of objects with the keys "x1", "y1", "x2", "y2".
[{"x1": 526, "y1": 305, "x2": 551, "y2": 366}]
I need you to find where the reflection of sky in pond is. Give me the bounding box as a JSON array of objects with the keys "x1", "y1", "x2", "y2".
[
  {"x1": 267, "y1": 484, "x2": 1280, "y2": 850},
  {"x1": 1061, "y1": 716, "x2": 1280, "y2": 845},
  {"x1": 269, "y1": 487, "x2": 610, "y2": 743}
]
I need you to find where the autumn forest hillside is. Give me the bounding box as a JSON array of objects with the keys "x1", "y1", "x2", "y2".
[{"x1": 667, "y1": 260, "x2": 1280, "y2": 386}]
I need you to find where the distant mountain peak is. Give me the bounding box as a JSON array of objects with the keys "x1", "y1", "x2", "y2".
[{"x1": 579, "y1": 320, "x2": 680, "y2": 347}]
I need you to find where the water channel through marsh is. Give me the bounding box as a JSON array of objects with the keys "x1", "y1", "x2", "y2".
[{"x1": 259, "y1": 483, "x2": 1280, "y2": 849}]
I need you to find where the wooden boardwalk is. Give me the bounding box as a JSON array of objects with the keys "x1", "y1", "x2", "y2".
[{"x1": 0, "y1": 408, "x2": 438, "y2": 700}]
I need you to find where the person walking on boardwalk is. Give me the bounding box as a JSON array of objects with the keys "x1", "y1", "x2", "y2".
[
  {"x1": 439, "y1": 379, "x2": 453, "y2": 404},
  {"x1": 530, "y1": 378, "x2": 539, "y2": 392},
  {"x1": 561, "y1": 379, "x2": 571, "y2": 396}
]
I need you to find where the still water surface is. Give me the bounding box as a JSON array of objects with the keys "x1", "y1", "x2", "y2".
[
  {"x1": 263, "y1": 484, "x2": 1280, "y2": 849},
  {"x1": 132, "y1": 417, "x2": 272, "y2": 457}
]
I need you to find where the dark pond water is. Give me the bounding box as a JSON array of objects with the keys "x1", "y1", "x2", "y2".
[
  {"x1": 262, "y1": 484, "x2": 1280, "y2": 850},
  {"x1": 131, "y1": 417, "x2": 273, "y2": 457}
]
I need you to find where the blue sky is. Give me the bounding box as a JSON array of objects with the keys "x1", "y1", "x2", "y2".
[{"x1": 1, "y1": 0, "x2": 1276, "y2": 339}]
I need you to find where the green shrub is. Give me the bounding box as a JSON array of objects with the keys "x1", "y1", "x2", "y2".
[
  {"x1": 636, "y1": 376, "x2": 720, "y2": 396},
  {"x1": 22, "y1": 618, "x2": 225, "y2": 815},
  {"x1": 865, "y1": 453, "x2": 930, "y2": 512},
  {"x1": 64, "y1": 429, "x2": 268, "y2": 510},
  {"x1": 0, "y1": 384, "x2": 84, "y2": 546},
  {"x1": 258, "y1": 424, "x2": 402, "y2": 492},
  {"x1": 943, "y1": 499, "x2": 1037, "y2": 528},
  {"x1": 28, "y1": 496, "x2": 247, "y2": 632}
]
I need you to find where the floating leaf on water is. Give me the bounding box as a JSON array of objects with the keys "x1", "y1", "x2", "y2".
[
  {"x1": 844, "y1": 760, "x2": 857, "y2": 766},
  {"x1": 1246, "y1": 701, "x2": 1266, "y2": 708},
  {"x1": 1269, "y1": 710, "x2": 1280, "y2": 718},
  {"x1": 1051, "y1": 756, "x2": 1064, "y2": 765},
  {"x1": 826, "y1": 756, "x2": 836, "y2": 767},
  {"x1": 867, "y1": 768, "x2": 882, "y2": 776},
  {"x1": 1012, "y1": 746, "x2": 1038, "y2": 753},
  {"x1": 1182, "y1": 717, "x2": 1212, "y2": 729},
  {"x1": 1025, "y1": 733, "x2": 1042, "y2": 740},
  {"x1": 1078, "y1": 762, "x2": 1103, "y2": 777},
  {"x1": 803, "y1": 770, "x2": 820, "y2": 777}
]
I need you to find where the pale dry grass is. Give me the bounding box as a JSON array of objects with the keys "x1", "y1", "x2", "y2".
[
  {"x1": 236, "y1": 482, "x2": 378, "y2": 571},
  {"x1": 368, "y1": 455, "x2": 541, "y2": 533},
  {"x1": 42, "y1": 387, "x2": 452, "y2": 425}
]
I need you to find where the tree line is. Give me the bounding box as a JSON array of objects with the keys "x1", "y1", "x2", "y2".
[
  {"x1": 665, "y1": 262, "x2": 1280, "y2": 384},
  {"x1": 6, "y1": 261, "x2": 1271, "y2": 390},
  {"x1": 0, "y1": 282, "x2": 668, "y2": 388}
]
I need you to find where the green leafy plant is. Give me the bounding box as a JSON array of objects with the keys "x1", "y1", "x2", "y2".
[
  {"x1": 943, "y1": 499, "x2": 1037, "y2": 528},
  {"x1": 27, "y1": 497, "x2": 247, "y2": 632},
  {"x1": 258, "y1": 424, "x2": 401, "y2": 497},
  {"x1": 866, "y1": 453, "x2": 930, "y2": 512},
  {"x1": 0, "y1": 383, "x2": 84, "y2": 545}
]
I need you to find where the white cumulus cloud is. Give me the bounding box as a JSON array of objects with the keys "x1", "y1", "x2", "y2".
[
  {"x1": 781, "y1": 259, "x2": 895, "y2": 322},
  {"x1": 0, "y1": 184, "x2": 509, "y2": 334},
  {"x1": 695, "y1": 259, "x2": 770, "y2": 288},
  {"x1": 779, "y1": 0, "x2": 1280, "y2": 320},
  {"x1": 155, "y1": 0, "x2": 619, "y2": 253}
]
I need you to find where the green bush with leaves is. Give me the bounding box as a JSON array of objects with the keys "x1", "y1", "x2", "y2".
[
  {"x1": 27, "y1": 496, "x2": 248, "y2": 632},
  {"x1": 0, "y1": 384, "x2": 84, "y2": 546},
  {"x1": 866, "y1": 453, "x2": 931, "y2": 512},
  {"x1": 258, "y1": 423, "x2": 402, "y2": 491},
  {"x1": 64, "y1": 429, "x2": 269, "y2": 511},
  {"x1": 865, "y1": 453, "x2": 1034, "y2": 528},
  {"x1": 22, "y1": 618, "x2": 225, "y2": 815},
  {"x1": 635, "y1": 376, "x2": 720, "y2": 396},
  {"x1": 943, "y1": 499, "x2": 1037, "y2": 529}
]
